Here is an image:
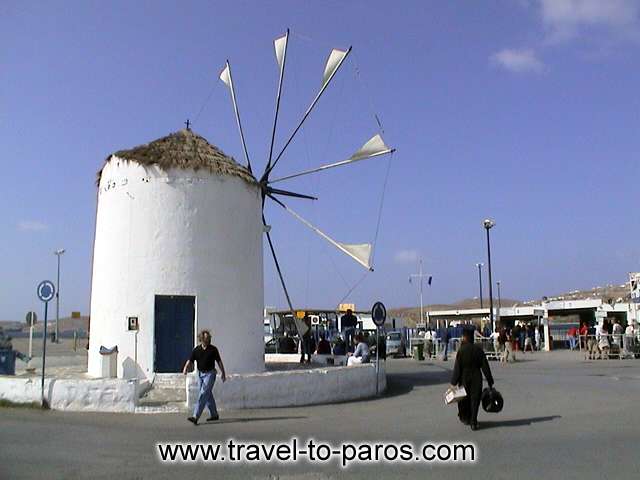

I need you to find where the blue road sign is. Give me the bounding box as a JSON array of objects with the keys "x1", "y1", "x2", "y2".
[
  {"x1": 372, "y1": 301, "x2": 387, "y2": 327},
  {"x1": 37, "y1": 280, "x2": 55, "y2": 303}
]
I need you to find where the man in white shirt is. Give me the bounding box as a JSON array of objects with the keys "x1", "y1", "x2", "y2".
[
  {"x1": 490, "y1": 330, "x2": 500, "y2": 355},
  {"x1": 612, "y1": 320, "x2": 624, "y2": 346},
  {"x1": 624, "y1": 322, "x2": 636, "y2": 357}
]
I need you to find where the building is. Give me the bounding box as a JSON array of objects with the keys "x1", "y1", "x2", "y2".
[{"x1": 88, "y1": 129, "x2": 264, "y2": 378}]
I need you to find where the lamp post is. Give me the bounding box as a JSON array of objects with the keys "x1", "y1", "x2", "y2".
[
  {"x1": 483, "y1": 219, "x2": 495, "y2": 332},
  {"x1": 496, "y1": 280, "x2": 502, "y2": 324},
  {"x1": 54, "y1": 249, "x2": 65, "y2": 343},
  {"x1": 476, "y1": 263, "x2": 484, "y2": 309}
]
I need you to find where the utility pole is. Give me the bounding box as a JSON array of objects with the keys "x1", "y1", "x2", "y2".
[
  {"x1": 409, "y1": 259, "x2": 432, "y2": 327},
  {"x1": 54, "y1": 249, "x2": 66, "y2": 343},
  {"x1": 476, "y1": 263, "x2": 484, "y2": 309},
  {"x1": 483, "y1": 219, "x2": 495, "y2": 332}
]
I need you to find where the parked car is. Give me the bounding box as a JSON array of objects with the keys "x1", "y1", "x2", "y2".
[{"x1": 386, "y1": 331, "x2": 406, "y2": 357}]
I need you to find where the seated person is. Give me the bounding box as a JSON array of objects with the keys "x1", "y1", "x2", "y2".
[
  {"x1": 347, "y1": 334, "x2": 370, "y2": 366},
  {"x1": 315, "y1": 333, "x2": 332, "y2": 355},
  {"x1": 332, "y1": 335, "x2": 347, "y2": 356},
  {"x1": 279, "y1": 332, "x2": 297, "y2": 354}
]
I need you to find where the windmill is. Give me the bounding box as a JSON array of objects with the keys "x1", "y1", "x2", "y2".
[{"x1": 218, "y1": 29, "x2": 395, "y2": 333}]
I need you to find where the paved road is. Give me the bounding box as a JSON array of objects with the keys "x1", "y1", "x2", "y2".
[{"x1": 2, "y1": 352, "x2": 639, "y2": 479}]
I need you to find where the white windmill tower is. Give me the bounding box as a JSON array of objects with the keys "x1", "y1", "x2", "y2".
[{"x1": 218, "y1": 29, "x2": 395, "y2": 332}]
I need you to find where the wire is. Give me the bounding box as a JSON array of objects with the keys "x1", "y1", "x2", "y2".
[
  {"x1": 370, "y1": 151, "x2": 393, "y2": 266},
  {"x1": 193, "y1": 83, "x2": 217, "y2": 126}
]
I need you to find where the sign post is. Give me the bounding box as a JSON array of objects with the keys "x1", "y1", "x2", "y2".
[
  {"x1": 371, "y1": 301, "x2": 387, "y2": 396},
  {"x1": 37, "y1": 280, "x2": 55, "y2": 409},
  {"x1": 25, "y1": 311, "x2": 37, "y2": 371}
]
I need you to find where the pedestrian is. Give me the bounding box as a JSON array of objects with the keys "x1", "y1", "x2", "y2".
[
  {"x1": 498, "y1": 328, "x2": 507, "y2": 358},
  {"x1": 567, "y1": 325, "x2": 578, "y2": 350},
  {"x1": 586, "y1": 322, "x2": 598, "y2": 360},
  {"x1": 624, "y1": 322, "x2": 636, "y2": 357},
  {"x1": 347, "y1": 333, "x2": 370, "y2": 366},
  {"x1": 450, "y1": 328, "x2": 495, "y2": 431},
  {"x1": 300, "y1": 315, "x2": 313, "y2": 364},
  {"x1": 503, "y1": 329, "x2": 514, "y2": 363},
  {"x1": 424, "y1": 327, "x2": 434, "y2": 358},
  {"x1": 534, "y1": 326, "x2": 541, "y2": 351},
  {"x1": 612, "y1": 320, "x2": 623, "y2": 348},
  {"x1": 340, "y1": 309, "x2": 358, "y2": 353},
  {"x1": 579, "y1": 322, "x2": 589, "y2": 350},
  {"x1": 315, "y1": 332, "x2": 332, "y2": 355},
  {"x1": 183, "y1": 330, "x2": 226, "y2": 425},
  {"x1": 442, "y1": 324, "x2": 452, "y2": 361},
  {"x1": 523, "y1": 325, "x2": 533, "y2": 352},
  {"x1": 513, "y1": 322, "x2": 522, "y2": 351},
  {"x1": 490, "y1": 329, "x2": 500, "y2": 355},
  {"x1": 332, "y1": 334, "x2": 346, "y2": 356},
  {"x1": 598, "y1": 320, "x2": 610, "y2": 359}
]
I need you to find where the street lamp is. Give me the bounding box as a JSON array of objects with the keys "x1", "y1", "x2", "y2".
[
  {"x1": 483, "y1": 219, "x2": 495, "y2": 332},
  {"x1": 496, "y1": 280, "x2": 502, "y2": 323},
  {"x1": 475, "y1": 263, "x2": 484, "y2": 309},
  {"x1": 54, "y1": 248, "x2": 66, "y2": 343}
]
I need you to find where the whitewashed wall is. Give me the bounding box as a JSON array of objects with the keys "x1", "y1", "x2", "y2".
[
  {"x1": 187, "y1": 364, "x2": 386, "y2": 410},
  {"x1": 88, "y1": 158, "x2": 264, "y2": 378}
]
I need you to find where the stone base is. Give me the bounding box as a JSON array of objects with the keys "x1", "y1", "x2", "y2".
[
  {"x1": 187, "y1": 363, "x2": 385, "y2": 411},
  {"x1": 0, "y1": 362, "x2": 385, "y2": 413},
  {"x1": 0, "y1": 375, "x2": 141, "y2": 412}
]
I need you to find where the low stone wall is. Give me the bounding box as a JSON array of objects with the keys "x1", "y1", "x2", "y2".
[
  {"x1": 0, "y1": 376, "x2": 138, "y2": 412},
  {"x1": 187, "y1": 363, "x2": 386, "y2": 411}
]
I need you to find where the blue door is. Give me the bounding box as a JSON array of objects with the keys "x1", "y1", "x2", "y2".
[{"x1": 154, "y1": 295, "x2": 195, "y2": 373}]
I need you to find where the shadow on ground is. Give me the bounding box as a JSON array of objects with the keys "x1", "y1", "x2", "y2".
[
  {"x1": 201, "y1": 415, "x2": 307, "y2": 426},
  {"x1": 481, "y1": 415, "x2": 561, "y2": 429},
  {"x1": 384, "y1": 367, "x2": 452, "y2": 398}
]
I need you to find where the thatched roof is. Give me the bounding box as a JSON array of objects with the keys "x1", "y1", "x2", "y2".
[{"x1": 97, "y1": 129, "x2": 256, "y2": 185}]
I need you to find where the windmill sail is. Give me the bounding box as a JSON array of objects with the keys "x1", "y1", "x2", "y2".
[
  {"x1": 274, "y1": 34, "x2": 288, "y2": 71},
  {"x1": 269, "y1": 134, "x2": 394, "y2": 184},
  {"x1": 262, "y1": 45, "x2": 352, "y2": 182},
  {"x1": 350, "y1": 134, "x2": 391, "y2": 161},
  {"x1": 270, "y1": 197, "x2": 373, "y2": 271},
  {"x1": 219, "y1": 61, "x2": 252, "y2": 173},
  {"x1": 219, "y1": 63, "x2": 231, "y2": 87},
  {"x1": 338, "y1": 243, "x2": 372, "y2": 270},
  {"x1": 323, "y1": 49, "x2": 348, "y2": 88}
]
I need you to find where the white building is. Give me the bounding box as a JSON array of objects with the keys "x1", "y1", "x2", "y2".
[{"x1": 88, "y1": 129, "x2": 264, "y2": 378}]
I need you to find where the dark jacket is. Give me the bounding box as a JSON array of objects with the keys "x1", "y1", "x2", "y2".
[{"x1": 451, "y1": 341, "x2": 494, "y2": 392}]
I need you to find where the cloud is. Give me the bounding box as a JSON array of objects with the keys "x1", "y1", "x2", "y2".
[
  {"x1": 538, "y1": 0, "x2": 640, "y2": 42},
  {"x1": 490, "y1": 48, "x2": 545, "y2": 73},
  {"x1": 394, "y1": 249, "x2": 419, "y2": 264},
  {"x1": 18, "y1": 220, "x2": 48, "y2": 232}
]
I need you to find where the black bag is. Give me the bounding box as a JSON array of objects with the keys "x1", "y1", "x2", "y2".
[{"x1": 481, "y1": 387, "x2": 504, "y2": 413}]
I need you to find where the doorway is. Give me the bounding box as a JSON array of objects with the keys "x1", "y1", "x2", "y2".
[{"x1": 154, "y1": 295, "x2": 195, "y2": 373}]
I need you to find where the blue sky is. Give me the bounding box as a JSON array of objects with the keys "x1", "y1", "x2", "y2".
[{"x1": 2, "y1": 0, "x2": 639, "y2": 321}]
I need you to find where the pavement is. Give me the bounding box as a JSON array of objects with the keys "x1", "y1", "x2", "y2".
[{"x1": 1, "y1": 350, "x2": 640, "y2": 479}]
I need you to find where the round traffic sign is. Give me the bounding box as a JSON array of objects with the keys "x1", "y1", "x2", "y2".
[
  {"x1": 37, "y1": 280, "x2": 55, "y2": 303},
  {"x1": 371, "y1": 301, "x2": 387, "y2": 327},
  {"x1": 25, "y1": 311, "x2": 38, "y2": 326}
]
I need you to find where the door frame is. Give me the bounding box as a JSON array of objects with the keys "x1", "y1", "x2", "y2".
[{"x1": 153, "y1": 294, "x2": 197, "y2": 373}]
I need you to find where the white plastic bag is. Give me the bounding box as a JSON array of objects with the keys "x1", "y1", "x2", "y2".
[{"x1": 444, "y1": 385, "x2": 467, "y2": 405}]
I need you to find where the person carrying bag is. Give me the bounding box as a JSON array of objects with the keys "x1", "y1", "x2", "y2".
[{"x1": 450, "y1": 327, "x2": 495, "y2": 431}]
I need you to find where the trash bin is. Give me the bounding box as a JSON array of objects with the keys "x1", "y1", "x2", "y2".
[
  {"x1": 412, "y1": 343, "x2": 424, "y2": 361},
  {"x1": 0, "y1": 349, "x2": 17, "y2": 375},
  {"x1": 99, "y1": 345, "x2": 118, "y2": 378}
]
